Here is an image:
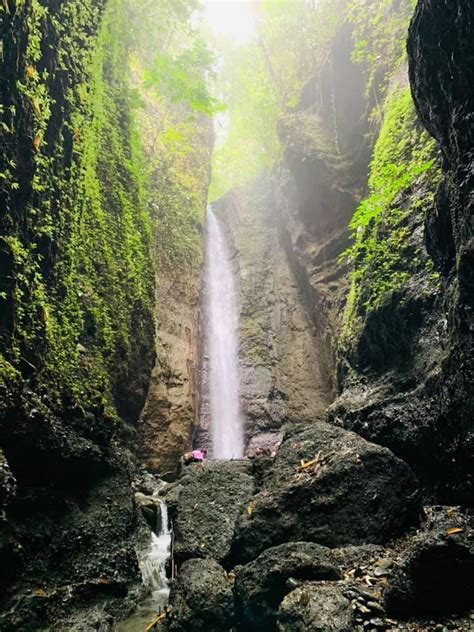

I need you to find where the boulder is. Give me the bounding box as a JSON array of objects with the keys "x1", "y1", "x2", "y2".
[
  {"x1": 246, "y1": 432, "x2": 283, "y2": 458},
  {"x1": 134, "y1": 492, "x2": 160, "y2": 530},
  {"x1": 277, "y1": 582, "x2": 354, "y2": 631},
  {"x1": 385, "y1": 531, "x2": 474, "y2": 617},
  {"x1": 234, "y1": 541, "x2": 340, "y2": 631},
  {"x1": 233, "y1": 423, "x2": 420, "y2": 563},
  {"x1": 169, "y1": 461, "x2": 253, "y2": 564},
  {"x1": 166, "y1": 558, "x2": 234, "y2": 632}
]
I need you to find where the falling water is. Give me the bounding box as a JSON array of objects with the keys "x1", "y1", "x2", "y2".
[
  {"x1": 117, "y1": 499, "x2": 171, "y2": 631},
  {"x1": 142, "y1": 501, "x2": 171, "y2": 606},
  {"x1": 205, "y1": 207, "x2": 244, "y2": 459}
]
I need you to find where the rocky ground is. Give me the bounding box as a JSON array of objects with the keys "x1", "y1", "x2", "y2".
[
  {"x1": 0, "y1": 432, "x2": 152, "y2": 631},
  {"x1": 154, "y1": 422, "x2": 473, "y2": 632}
]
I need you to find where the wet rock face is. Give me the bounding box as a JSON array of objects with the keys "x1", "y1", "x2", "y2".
[
  {"x1": 138, "y1": 273, "x2": 201, "y2": 477},
  {"x1": 169, "y1": 461, "x2": 253, "y2": 565},
  {"x1": 0, "y1": 461, "x2": 150, "y2": 630},
  {"x1": 233, "y1": 423, "x2": 420, "y2": 563},
  {"x1": 374, "y1": 0, "x2": 474, "y2": 503},
  {"x1": 234, "y1": 542, "x2": 340, "y2": 632},
  {"x1": 275, "y1": 21, "x2": 374, "y2": 404},
  {"x1": 277, "y1": 582, "x2": 354, "y2": 632},
  {"x1": 167, "y1": 558, "x2": 234, "y2": 632},
  {"x1": 200, "y1": 180, "x2": 331, "y2": 446},
  {"x1": 385, "y1": 532, "x2": 474, "y2": 617}
]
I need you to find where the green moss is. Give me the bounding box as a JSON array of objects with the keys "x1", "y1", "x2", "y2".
[
  {"x1": 347, "y1": 0, "x2": 417, "y2": 100},
  {"x1": 341, "y1": 87, "x2": 442, "y2": 342},
  {"x1": 0, "y1": 0, "x2": 155, "y2": 417}
]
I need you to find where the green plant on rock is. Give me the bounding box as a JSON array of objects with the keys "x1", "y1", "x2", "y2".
[
  {"x1": 346, "y1": 0, "x2": 417, "y2": 101},
  {"x1": 341, "y1": 87, "x2": 441, "y2": 341}
]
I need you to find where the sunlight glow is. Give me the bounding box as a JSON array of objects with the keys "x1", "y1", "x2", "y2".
[{"x1": 202, "y1": 0, "x2": 257, "y2": 43}]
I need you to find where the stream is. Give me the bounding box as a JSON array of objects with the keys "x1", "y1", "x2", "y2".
[{"x1": 117, "y1": 499, "x2": 171, "y2": 631}]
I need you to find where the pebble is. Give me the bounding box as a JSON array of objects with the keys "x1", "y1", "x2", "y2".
[
  {"x1": 367, "y1": 601, "x2": 385, "y2": 612},
  {"x1": 286, "y1": 577, "x2": 300, "y2": 590},
  {"x1": 354, "y1": 587, "x2": 376, "y2": 600},
  {"x1": 376, "y1": 558, "x2": 393, "y2": 570}
]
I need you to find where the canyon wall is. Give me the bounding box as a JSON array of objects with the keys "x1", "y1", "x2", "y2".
[
  {"x1": 330, "y1": 0, "x2": 473, "y2": 504},
  {"x1": 138, "y1": 271, "x2": 202, "y2": 476},
  {"x1": 0, "y1": 1, "x2": 155, "y2": 628}
]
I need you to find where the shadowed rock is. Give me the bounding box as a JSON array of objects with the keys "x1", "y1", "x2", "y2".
[
  {"x1": 166, "y1": 558, "x2": 234, "y2": 632},
  {"x1": 277, "y1": 582, "x2": 354, "y2": 632},
  {"x1": 232, "y1": 423, "x2": 420, "y2": 563},
  {"x1": 234, "y1": 541, "x2": 340, "y2": 631},
  {"x1": 385, "y1": 531, "x2": 474, "y2": 617},
  {"x1": 169, "y1": 461, "x2": 253, "y2": 565}
]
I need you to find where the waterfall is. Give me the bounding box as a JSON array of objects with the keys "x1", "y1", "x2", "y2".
[
  {"x1": 142, "y1": 501, "x2": 171, "y2": 606},
  {"x1": 117, "y1": 499, "x2": 171, "y2": 631},
  {"x1": 205, "y1": 207, "x2": 244, "y2": 459}
]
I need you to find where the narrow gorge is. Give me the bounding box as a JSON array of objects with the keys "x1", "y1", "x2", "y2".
[{"x1": 0, "y1": 1, "x2": 472, "y2": 631}]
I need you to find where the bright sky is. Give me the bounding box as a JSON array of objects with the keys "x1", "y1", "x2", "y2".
[{"x1": 202, "y1": 0, "x2": 257, "y2": 43}]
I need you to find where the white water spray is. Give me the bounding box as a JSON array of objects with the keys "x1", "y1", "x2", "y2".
[
  {"x1": 116, "y1": 499, "x2": 171, "y2": 631},
  {"x1": 142, "y1": 501, "x2": 171, "y2": 606},
  {"x1": 205, "y1": 207, "x2": 244, "y2": 459}
]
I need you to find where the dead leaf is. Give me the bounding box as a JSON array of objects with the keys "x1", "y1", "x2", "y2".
[
  {"x1": 446, "y1": 527, "x2": 464, "y2": 536},
  {"x1": 33, "y1": 135, "x2": 42, "y2": 151},
  {"x1": 26, "y1": 64, "x2": 37, "y2": 78}
]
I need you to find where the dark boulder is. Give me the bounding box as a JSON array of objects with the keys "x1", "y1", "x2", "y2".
[
  {"x1": 166, "y1": 558, "x2": 234, "y2": 632},
  {"x1": 385, "y1": 531, "x2": 474, "y2": 617},
  {"x1": 169, "y1": 461, "x2": 253, "y2": 565},
  {"x1": 234, "y1": 541, "x2": 340, "y2": 631},
  {"x1": 233, "y1": 423, "x2": 420, "y2": 563},
  {"x1": 277, "y1": 582, "x2": 354, "y2": 632}
]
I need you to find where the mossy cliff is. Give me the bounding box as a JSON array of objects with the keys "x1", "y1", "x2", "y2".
[
  {"x1": 330, "y1": 1, "x2": 473, "y2": 503},
  {"x1": 0, "y1": 0, "x2": 155, "y2": 427}
]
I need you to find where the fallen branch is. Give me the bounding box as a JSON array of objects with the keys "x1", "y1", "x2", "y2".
[
  {"x1": 145, "y1": 612, "x2": 166, "y2": 632},
  {"x1": 299, "y1": 451, "x2": 321, "y2": 470}
]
